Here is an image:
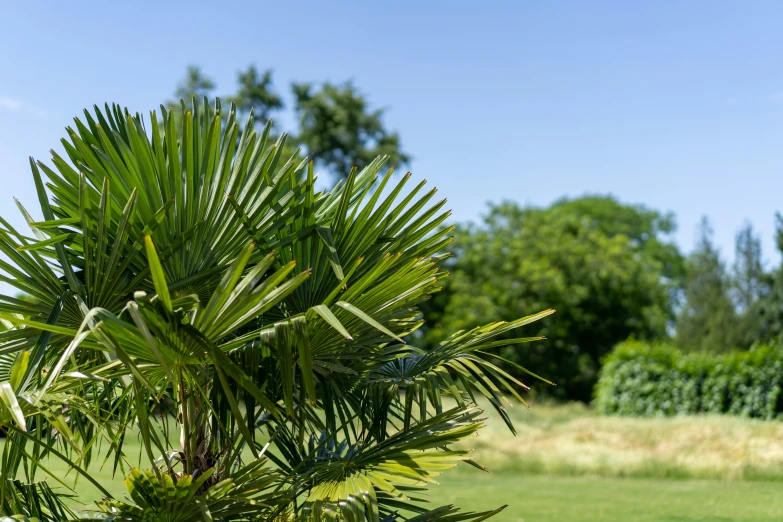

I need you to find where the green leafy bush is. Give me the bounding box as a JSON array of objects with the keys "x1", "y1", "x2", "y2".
[{"x1": 594, "y1": 341, "x2": 783, "y2": 419}]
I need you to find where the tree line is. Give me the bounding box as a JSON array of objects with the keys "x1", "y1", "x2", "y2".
[{"x1": 418, "y1": 198, "x2": 783, "y2": 402}]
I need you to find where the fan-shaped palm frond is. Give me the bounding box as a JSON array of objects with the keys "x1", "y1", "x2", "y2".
[
  {"x1": 98, "y1": 459, "x2": 285, "y2": 522},
  {"x1": 298, "y1": 407, "x2": 492, "y2": 522},
  {"x1": 0, "y1": 98, "x2": 553, "y2": 521},
  {"x1": 0, "y1": 478, "x2": 76, "y2": 522}
]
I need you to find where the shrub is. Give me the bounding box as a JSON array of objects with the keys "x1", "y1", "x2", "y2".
[{"x1": 594, "y1": 340, "x2": 783, "y2": 419}]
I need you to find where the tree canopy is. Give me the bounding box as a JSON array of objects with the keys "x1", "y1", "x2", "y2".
[
  {"x1": 422, "y1": 196, "x2": 684, "y2": 401},
  {"x1": 166, "y1": 65, "x2": 409, "y2": 180},
  {"x1": 292, "y1": 81, "x2": 410, "y2": 176}
]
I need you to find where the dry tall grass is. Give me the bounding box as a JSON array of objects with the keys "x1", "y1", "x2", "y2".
[{"x1": 458, "y1": 401, "x2": 783, "y2": 480}]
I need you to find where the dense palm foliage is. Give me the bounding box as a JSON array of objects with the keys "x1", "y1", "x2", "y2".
[{"x1": 0, "y1": 98, "x2": 552, "y2": 521}]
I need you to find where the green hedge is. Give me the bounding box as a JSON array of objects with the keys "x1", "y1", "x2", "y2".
[{"x1": 594, "y1": 341, "x2": 783, "y2": 419}]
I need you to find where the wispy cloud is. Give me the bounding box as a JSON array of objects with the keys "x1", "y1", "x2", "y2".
[
  {"x1": 0, "y1": 96, "x2": 46, "y2": 117},
  {"x1": 0, "y1": 96, "x2": 23, "y2": 111}
]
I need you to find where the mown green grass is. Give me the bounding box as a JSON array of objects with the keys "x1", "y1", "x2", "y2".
[
  {"x1": 21, "y1": 458, "x2": 783, "y2": 521},
  {"x1": 4, "y1": 402, "x2": 783, "y2": 520},
  {"x1": 429, "y1": 471, "x2": 783, "y2": 522}
]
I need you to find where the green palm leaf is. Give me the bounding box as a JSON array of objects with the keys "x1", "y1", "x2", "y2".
[{"x1": 0, "y1": 98, "x2": 554, "y2": 521}]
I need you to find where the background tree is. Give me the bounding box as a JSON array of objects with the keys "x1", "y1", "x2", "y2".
[
  {"x1": 163, "y1": 65, "x2": 218, "y2": 130},
  {"x1": 422, "y1": 196, "x2": 683, "y2": 402},
  {"x1": 741, "y1": 213, "x2": 783, "y2": 345},
  {"x1": 726, "y1": 221, "x2": 771, "y2": 348},
  {"x1": 228, "y1": 65, "x2": 283, "y2": 123},
  {"x1": 168, "y1": 67, "x2": 409, "y2": 180},
  {"x1": 732, "y1": 221, "x2": 765, "y2": 312},
  {"x1": 675, "y1": 217, "x2": 741, "y2": 353},
  {"x1": 292, "y1": 81, "x2": 410, "y2": 177},
  {"x1": 169, "y1": 65, "x2": 216, "y2": 104}
]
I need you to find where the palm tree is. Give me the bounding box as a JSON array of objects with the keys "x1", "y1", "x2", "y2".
[{"x1": 0, "y1": 98, "x2": 553, "y2": 521}]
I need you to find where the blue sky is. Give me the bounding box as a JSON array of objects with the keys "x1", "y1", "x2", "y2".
[{"x1": 2, "y1": 1, "x2": 783, "y2": 266}]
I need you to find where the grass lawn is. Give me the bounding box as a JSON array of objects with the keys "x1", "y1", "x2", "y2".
[
  {"x1": 5, "y1": 402, "x2": 783, "y2": 520},
  {"x1": 429, "y1": 471, "x2": 783, "y2": 522},
  {"x1": 32, "y1": 464, "x2": 783, "y2": 521}
]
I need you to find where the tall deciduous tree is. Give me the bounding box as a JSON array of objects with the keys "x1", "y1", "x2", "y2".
[
  {"x1": 422, "y1": 196, "x2": 682, "y2": 402},
  {"x1": 229, "y1": 65, "x2": 283, "y2": 123},
  {"x1": 292, "y1": 81, "x2": 410, "y2": 177},
  {"x1": 168, "y1": 67, "x2": 409, "y2": 180}
]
